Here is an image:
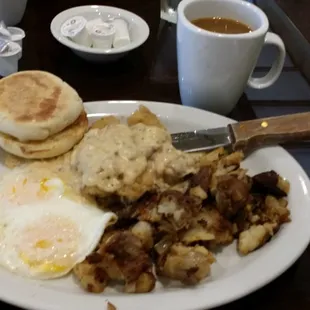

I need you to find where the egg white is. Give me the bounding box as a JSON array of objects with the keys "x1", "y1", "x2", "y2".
[{"x1": 0, "y1": 165, "x2": 117, "y2": 279}]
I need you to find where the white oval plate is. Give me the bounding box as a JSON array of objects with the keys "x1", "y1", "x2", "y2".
[{"x1": 1, "y1": 100, "x2": 310, "y2": 310}]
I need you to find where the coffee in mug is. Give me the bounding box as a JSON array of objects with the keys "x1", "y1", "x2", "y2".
[
  {"x1": 177, "y1": 0, "x2": 286, "y2": 115},
  {"x1": 191, "y1": 17, "x2": 252, "y2": 34}
]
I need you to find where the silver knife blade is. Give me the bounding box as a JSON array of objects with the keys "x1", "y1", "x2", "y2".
[{"x1": 171, "y1": 127, "x2": 232, "y2": 152}]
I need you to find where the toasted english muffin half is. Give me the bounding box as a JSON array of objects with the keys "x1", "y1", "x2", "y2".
[
  {"x1": 0, "y1": 111, "x2": 88, "y2": 159},
  {"x1": 0, "y1": 70, "x2": 83, "y2": 141}
]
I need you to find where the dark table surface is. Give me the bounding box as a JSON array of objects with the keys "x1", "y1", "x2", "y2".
[
  {"x1": 275, "y1": 0, "x2": 310, "y2": 43},
  {"x1": 3, "y1": 0, "x2": 310, "y2": 309}
]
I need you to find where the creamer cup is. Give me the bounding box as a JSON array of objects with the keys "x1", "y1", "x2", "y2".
[
  {"x1": 90, "y1": 23, "x2": 115, "y2": 49},
  {"x1": 61, "y1": 16, "x2": 92, "y2": 47},
  {"x1": 0, "y1": 41, "x2": 21, "y2": 76},
  {"x1": 7, "y1": 27, "x2": 25, "y2": 48},
  {"x1": 7, "y1": 26, "x2": 25, "y2": 59},
  {"x1": 0, "y1": 21, "x2": 11, "y2": 39},
  {"x1": 0, "y1": 38, "x2": 9, "y2": 54},
  {"x1": 86, "y1": 18, "x2": 103, "y2": 33}
]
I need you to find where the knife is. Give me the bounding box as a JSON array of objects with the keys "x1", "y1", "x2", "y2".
[{"x1": 171, "y1": 112, "x2": 310, "y2": 152}]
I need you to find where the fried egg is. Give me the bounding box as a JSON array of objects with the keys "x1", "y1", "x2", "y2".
[{"x1": 0, "y1": 165, "x2": 117, "y2": 279}]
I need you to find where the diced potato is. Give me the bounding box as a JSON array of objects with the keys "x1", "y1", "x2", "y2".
[{"x1": 127, "y1": 105, "x2": 166, "y2": 129}]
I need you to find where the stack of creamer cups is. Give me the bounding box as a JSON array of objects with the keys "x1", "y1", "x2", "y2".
[
  {"x1": 0, "y1": 21, "x2": 25, "y2": 77},
  {"x1": 61, "y1": 16, "x2": 130, "y2": 49}
]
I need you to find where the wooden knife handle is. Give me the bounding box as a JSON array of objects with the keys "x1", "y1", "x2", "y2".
[{"x1": 229, "y1": 112, "x2": 310, "y2": 151}]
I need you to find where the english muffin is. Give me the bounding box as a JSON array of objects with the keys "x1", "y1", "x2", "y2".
[
  {"x1": 0, "y1": 70, "x2": 83, "y2": 142},
  {"x1": 0, "y1": 111, "x2": 88, "y2": 159}
]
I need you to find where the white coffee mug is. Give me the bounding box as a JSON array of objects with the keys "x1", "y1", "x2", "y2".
[
  {"x1": 177, "y1": 0, "x2": 286, "y2": 115},
  {"x1": 161, "y1": 0, "x2": 256, "y2": 23},
  {"x1": 0, "y1": 0, "x2": 28, "y2": 26}
]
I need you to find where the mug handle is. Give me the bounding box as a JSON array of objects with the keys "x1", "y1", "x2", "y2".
[
  {"x1": 161, "y1": 0, "x2": 178, "y2": 24},
  {"x1": 247, "y1": 32, "x2": 286, "y2": 89}
]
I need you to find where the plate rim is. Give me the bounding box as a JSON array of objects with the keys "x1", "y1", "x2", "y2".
[{"x1": 0, "y1": 100, "x2": 309, "y2": 310}]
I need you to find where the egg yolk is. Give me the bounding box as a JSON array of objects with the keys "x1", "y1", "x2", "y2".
[
  {"x1": 19, "y1": 252, "x2": 67, "y2": 273},
  {"x1": 3, "y1": 177, "x2": 65, "y2": 206},
  {"x1": 39, "y1": 178, "x2": 49, "y2": 193},
  {"x1": 17, "y1": 214, "x2": 80, "y2": 275},
  {"x1": 35, "y1": 239, "x2": 52, "y2": 249}
]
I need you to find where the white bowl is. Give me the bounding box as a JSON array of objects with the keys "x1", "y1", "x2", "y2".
[{"x1": 50, "y1": 5, "x2": 150, "y2": 63}]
